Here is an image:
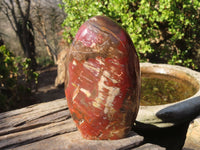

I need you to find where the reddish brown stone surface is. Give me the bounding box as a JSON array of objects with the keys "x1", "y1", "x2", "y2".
[{"x1": 65, "y1": 16, "x2": 140, "y2": 140}]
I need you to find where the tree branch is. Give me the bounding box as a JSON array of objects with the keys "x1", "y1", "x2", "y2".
[
  {"x1": 1, "y1": 0, "x2": 17, "y2": 32},
  {"x1": 24, "y1": 0, "x2": 31, "y2": 21},
  {"x1": 15, "y1": 0, "x2": 25, "y2": 19},
  {"x1": 8, "y1": 0, "x2": 19, "y2": 34}
]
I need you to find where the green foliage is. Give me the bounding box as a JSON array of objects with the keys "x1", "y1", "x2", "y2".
[
  {"x1": 36, "y1": 56, "x2": 54, "y2": 68},
  {"x1": 0, "y1": 45, "x2": 17, "y2": 89},
  {"x1": 22, "y1": 58, "x2": 39, "y2": 86},
  {"x1": 0, "y1": 45, "x2": 39, "y2": 112},
  {"x1": 61, "y1": 0, "x2": 200, "y2": 70}
]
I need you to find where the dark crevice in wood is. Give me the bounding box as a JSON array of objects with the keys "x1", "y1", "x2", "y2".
[
  {"x1": 31, "y1": 108, "x2": 69, "y2": 120},
  {"x1": 13, "y1": 121, "x2": 26, "y2": 127},
  {"x1": 0, "y1": 98, "x2": 68, "y2": 121},
  {"x1": 0, "y1": 108, "x2": 69, "y2": 130},
  {"x1": 0, "y1": 126, "x2": 9, "y2": 131},
  {"x1": 0, "y1": 115, "x2": 72, "y2": 136},
  {"x1": 23, "y1": 110, "x2": 71, "y2": 126},
  {"x1": 2, "y1": 129, "x2": 78, "y2": 150},
  {"x1": 0, "y1": 122, "x2": 51, "y2": 136},
  {"x1": 22, "y1": 108, "x2": 69, "y2": 125},
  {"x1": 48, "y1": 115, "x2": 71, "y2": 123},
  {"x1": 0, "y1": 109, "x2": 33, "y2": 120}
]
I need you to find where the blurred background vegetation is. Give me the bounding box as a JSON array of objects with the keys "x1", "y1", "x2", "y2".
[
  {"x1": 61, "y1": 0, "x2": 200, "y2": 70},
  {"x1": 0, "y1": 0, "x2": 200, "y2": 112}
]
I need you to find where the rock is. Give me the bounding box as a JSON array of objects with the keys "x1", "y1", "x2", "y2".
[
  {"x1": 134, "y1": 143, "x2": 165, "y2": 150},
  {"x1": 55, "y1": 48, "x2": 68, "y2": 87},
  {"x1": 56, "y1": 60, "x2": 200, "y2": 129},
  {"x1": 183, "y1": 115, "x2": 200, "y2": 149},
  {"x1": 64, "y1": 16, "x2": 140, "y2": 140}
]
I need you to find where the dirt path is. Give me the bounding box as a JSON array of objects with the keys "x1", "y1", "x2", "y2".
[{"x1": 33, "y1": 66, "x2": 65, "y2": 103}]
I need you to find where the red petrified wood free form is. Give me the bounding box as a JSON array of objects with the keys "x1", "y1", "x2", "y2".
[{"x1": 65, "y1": 16, "x2": 140, "y2": 140}]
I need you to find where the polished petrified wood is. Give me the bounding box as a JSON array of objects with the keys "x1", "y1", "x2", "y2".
[{"x1": 65, "y1": 16, "x2": 140, "y2": 140}]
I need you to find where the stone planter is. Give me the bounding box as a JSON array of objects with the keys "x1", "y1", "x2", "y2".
[{"x1": 135, "y1": 63, "x2": 200, "y2": 129}]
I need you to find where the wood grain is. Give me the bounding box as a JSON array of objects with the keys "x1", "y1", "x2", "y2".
[{"x1": 0, "y1": 98, "x2": 165, "y2": 150}]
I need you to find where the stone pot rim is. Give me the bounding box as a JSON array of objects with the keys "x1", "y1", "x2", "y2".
[
  {"x1": 135, "y1": 63, "x2": 200, "y2": 129},
  {"x1": 140, "y1": 62, "x2": 200, "y2": 107}
]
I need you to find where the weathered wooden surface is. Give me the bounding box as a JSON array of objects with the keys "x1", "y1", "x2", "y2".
[
  {"x1": 0, "y1": 98, "x2": 166, "y2": 150},
  {"x1": 1, "y1": 97, "x2": 199, "y2": 149}
]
